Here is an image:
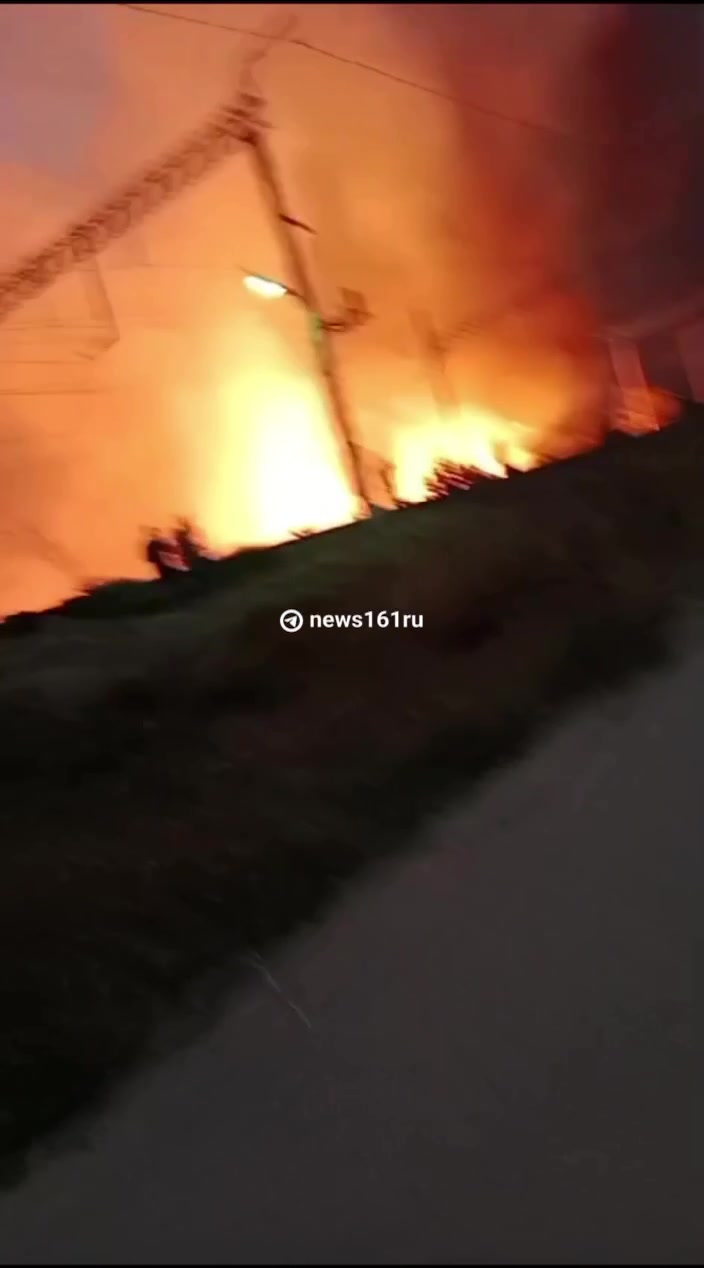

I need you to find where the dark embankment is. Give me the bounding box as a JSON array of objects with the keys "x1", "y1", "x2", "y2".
[{"x1": 1, "y1": 405, "x2": 704, "y2": 1180}]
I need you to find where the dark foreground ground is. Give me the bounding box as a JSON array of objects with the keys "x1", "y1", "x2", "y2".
[
  {"x1": 1, "y1": 407, "x2": 704, "y2": 1187},
  {"x1": 0, "y1": 603, "x2": 702, "y2": 1264}
]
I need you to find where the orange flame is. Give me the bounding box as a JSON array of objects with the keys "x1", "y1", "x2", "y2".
[
  {"x1": 164, "y1": 313, "x2": 679, "y2": 551},
  {"x1": 389, "y1": 397, "x2": 551, "y2": 504},
  {"x1": 191, "y1": 317, "x2": 357, "y2": 549},
  {"x1": 194, "y1": 348, "x2": 593, "y2": 539},
  {"x1": 613, "y1": 385, "x2": 681, "y2": 435}
]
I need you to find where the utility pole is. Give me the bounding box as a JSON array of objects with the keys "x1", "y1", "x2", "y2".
[
  {"x1": 245, "y1": 124, "x2": 372, "y2": 517},
  {"x1": 411, "y1": 309, "x2": 456, "y2": 427}
]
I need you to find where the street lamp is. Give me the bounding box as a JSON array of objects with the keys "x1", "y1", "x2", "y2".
[
  {"x1": 240, "y1": 123, "x2": 374, "y2": 515},
  {"x1": 242, "y1": 263, "x2": 375, "y2": 515},
  {"x1": 243, "y1": 272, "x2": 368, "y2": 334},
  {"x1": 243, "y1": 273, "x2": 290, "y2": 300}
]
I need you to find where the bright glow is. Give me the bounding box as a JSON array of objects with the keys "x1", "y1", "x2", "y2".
[
  {"x1": 243, "y1": 274, "x2": 289, "y2": 301},
  {"x1": 172, "y1": 308, "x2": 603, "y2": 552},
  {"x1": 614, "y1": 386, "x2": 680, "y2": 434},
  {"x1": 195, "y1": 316, "x2": 356, "y2": 549},
  {"x1": 390, "y1": 401, "x2": 533, "y2": 503}
]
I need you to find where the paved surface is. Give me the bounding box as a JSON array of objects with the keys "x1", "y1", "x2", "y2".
[{"x1": 1, "y1": 616, "x2": 703, "y2": 1263}]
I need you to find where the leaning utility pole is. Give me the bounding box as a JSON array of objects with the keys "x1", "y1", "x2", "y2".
[
  {"x1": 245, "y1": 123, "x2": 372, "y2": 517},
  {"x1": 0, "y1": 62, "x2": 373, "y2": 516},
  {"x1": 411, "y1": 309, "x2": 456, "y2": 426}
]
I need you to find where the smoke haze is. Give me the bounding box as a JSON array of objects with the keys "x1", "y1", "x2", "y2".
[{"x1": 0, "y1": 3, "x2": 701, "y2": 613}]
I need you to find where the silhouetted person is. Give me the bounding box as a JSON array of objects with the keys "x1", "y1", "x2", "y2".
[
  {"x1": 144, "y1": 530, "x2": 182, "y2": 581},
  {"x1": 174, "y1": 518, "x2": 206, "y2": 570}
]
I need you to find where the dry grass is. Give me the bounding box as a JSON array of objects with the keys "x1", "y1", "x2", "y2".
[{"x1": 2, "y1": 408, "x2": 704, "y2": 1181}]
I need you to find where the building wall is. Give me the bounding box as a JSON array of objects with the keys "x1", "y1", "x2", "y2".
[
  {"x1": 638, "y1": 330, "x2": 693, "y2": 400},
  {"x1": 677, "y1": 322, "x2": 704, "y2": 402}
]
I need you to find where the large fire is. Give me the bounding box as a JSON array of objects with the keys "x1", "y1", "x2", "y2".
[
  {"x1": 210, "y1": 369, "x2": 358, "y2": 546},
  {"x1": 0, "y1": 298, "x2": 682, "y2": 622},
  {"x1": 182, "y1": 285, "x2": 616, "y2": 546},
  {"x1": 389, "y1": 402, "x2": 533, "y2": 505},
  {"x1": 187, "y1": 315, "x2": 358, "y2": 549},
  {"x1": 191, "y1": 316, "x2": 557, "y2": 543},
  {"x1": 189, "y1": 313, "x2": 679, "y2": 546},
  {"x1": 0, "y1": 1, "x2": 690, "y2": 619}
]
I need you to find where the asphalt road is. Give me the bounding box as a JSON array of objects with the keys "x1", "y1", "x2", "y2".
[{"x1": 1, "y1": 612, "x2": 703, "y2": 1263}]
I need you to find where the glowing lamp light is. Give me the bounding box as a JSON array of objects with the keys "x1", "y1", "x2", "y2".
[{"x1": 243, "y1": 274, "x2": 289, "y2": 300}]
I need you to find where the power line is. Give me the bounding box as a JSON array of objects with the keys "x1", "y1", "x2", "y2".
[
  {"x1": 116, "y1": 2, "x2": 603, "y2": 144},
  {"x1": 114, "y1": 2, "x2": 704, "y2": 353},
  {"x1": 0, "y1": 389, "x2": 107, "y2": 396},
  {"x1": 118, "y1": 3, "x2": 704, "y2": 155}
]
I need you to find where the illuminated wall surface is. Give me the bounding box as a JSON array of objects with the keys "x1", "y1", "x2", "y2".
[{"x1": 0, "y1": 3, "x2": 702, "y2": 613}]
